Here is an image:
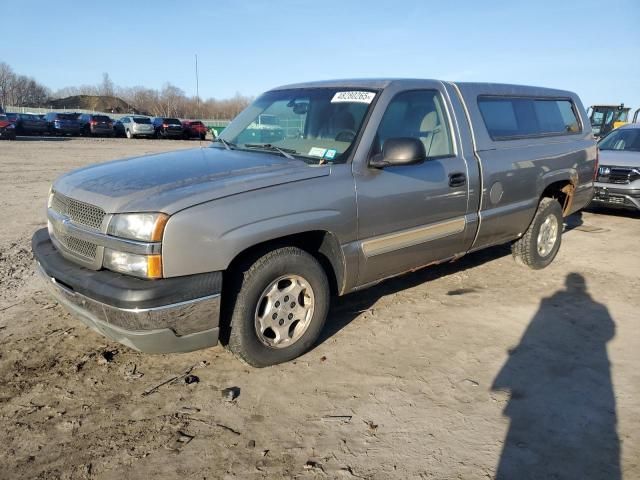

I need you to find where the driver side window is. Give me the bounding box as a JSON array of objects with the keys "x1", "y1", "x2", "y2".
[{"x1": 374, "y1": 90, "x2": 453, "y2": 158}]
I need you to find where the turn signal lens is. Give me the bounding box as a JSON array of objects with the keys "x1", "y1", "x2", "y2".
[{"x1": 103, "y1": 249, "x2": 163, "y2": 279}]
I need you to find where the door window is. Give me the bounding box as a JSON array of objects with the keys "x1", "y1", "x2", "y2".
[{"x1": 374, "y1": 90, "x2": 453, "y2": 158}]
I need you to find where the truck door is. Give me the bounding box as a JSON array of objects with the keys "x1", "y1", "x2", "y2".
[{"x1": 353, "y1": 88, "x2": 475, "y2": 286}]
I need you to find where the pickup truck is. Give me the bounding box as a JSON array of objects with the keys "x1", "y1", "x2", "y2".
[{"x1": 32, "y1": 79, "x2": 597, "y2": 367}]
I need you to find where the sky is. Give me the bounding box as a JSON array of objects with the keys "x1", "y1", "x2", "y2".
[{"x1": 3, "y1": 0, "x2": 640, "y2": 108}]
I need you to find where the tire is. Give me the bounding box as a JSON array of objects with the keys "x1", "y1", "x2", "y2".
[
  {"x1": 225, "y1": 247, "x2": 330, "y2": 367},
  {"x1": 200, "y1": 133, "x2": 206, "y2": 140},
  {"x1": 512, "y1": 197, "x2": 563, "y2": 269},
  {"x1": 126, "y1": 129, "x2": 133, "y2": 139}
]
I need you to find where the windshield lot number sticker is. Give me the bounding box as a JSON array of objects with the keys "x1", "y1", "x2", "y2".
[
  {"x1": 309, "y1": 147, "x2": 327, "y2": 157},
  {"x1": 331, "y1": 91, "x2": 375, "y2": 104}
]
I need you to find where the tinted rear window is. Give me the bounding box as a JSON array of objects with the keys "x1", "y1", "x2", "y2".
[
  {"x1": 478, "y1": 97, "x2": 580, "y2": 140},
  {"x1": 164, "y1": 118, "x2": 181, "y2": 125},
  {"x1": 57, "y1": 113, "x2": 78, "y2": 120},
  {"x1": 93, "y1": 115, "x2": 111, "y2": 122},
  {"x1": 189, "y1": 121, "x2": 203, "y2": 126},
  {"x1": 133, "y1": 117, "x2": 151, "y2": 124}
]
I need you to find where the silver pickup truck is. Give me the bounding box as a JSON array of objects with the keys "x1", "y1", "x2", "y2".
[{"x1": 32, "y1": 79, "x2": 596, "y2": 366}]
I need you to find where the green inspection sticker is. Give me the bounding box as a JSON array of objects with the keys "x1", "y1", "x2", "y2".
[{"x1": 324, "y1": 149, "x2": 337, "y2": 160}]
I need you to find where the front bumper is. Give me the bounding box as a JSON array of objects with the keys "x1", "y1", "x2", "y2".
[
  {"x1": 32, "y1": 228, "x2": 222, "y2": 353},
  {"x1": 591, "y1": 183, "x2": 640, "y2": 211}
]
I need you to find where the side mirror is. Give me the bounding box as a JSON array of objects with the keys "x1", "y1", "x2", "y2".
[{"x1": 370, "y1": 137, "x2": 426, "y2": 168}]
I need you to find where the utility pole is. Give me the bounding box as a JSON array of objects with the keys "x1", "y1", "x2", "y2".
[{"x1": 195, "y1": 54, "x2": 200, "y2": 118}]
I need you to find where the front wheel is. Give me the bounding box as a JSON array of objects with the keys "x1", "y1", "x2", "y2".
[
  {"x1": 225, "y1": 247, "x2": 330, "y2": 367},
  {"x1": 126, "y1": 129, "x2": 133, "y2": 139},
  {"x1": 512, "y1": 197, "x2": 563, "y2": 269}
]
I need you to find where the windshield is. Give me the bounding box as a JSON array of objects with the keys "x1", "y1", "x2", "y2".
[
  {"x1": 216, "y1": 88, "x2": 378, "y2": 163},
  {"x1": 598, "y1": 128, "x2": 640, "y2": 152},
  {"x1": 133, "y1": 117, "x2": 151, "y2": 124}
]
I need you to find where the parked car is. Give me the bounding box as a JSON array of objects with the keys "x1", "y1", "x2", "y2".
[
  {"x1": 152, "y1": 117, "x2": 184, "y2": 139},
  {"x1": 117, "y1": 116, "x2": 155, "y2": 139},
  {"x1": 182, "y1": 120, "x2": 208, "y2": 140},
  {"x1": 0, "y1": 114, "x2": 16, "y2": 140},
  {"x1": 112, "y1": 118, "x2": 124, "y2": 137},
  {"x1": 44, "y1": 112, "x2": 82, "y2": 136},
  {"x1": 591, "y1": 123, "x2": 640, "y2": 211},
  {"x1": 33, "y1": 79, "x2": 596, "y2": 366},
  {"x1": 4, "y1": 112, "x2": 18, "y2": 124},
  {"x1": 78, "y1": 114, "x2": 114, "y2": 137},
  {"x1": 14, "y1": 113, "x2": 48, "y2": 135}
]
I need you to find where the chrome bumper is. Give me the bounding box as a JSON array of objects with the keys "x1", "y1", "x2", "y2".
[{"x1": 36, "y1": 262, "x2": 220, "y2": 354}]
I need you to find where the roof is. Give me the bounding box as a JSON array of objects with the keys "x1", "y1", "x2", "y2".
[{"x1": 269, "y1": 78, "x2": 576, "y2": 98}]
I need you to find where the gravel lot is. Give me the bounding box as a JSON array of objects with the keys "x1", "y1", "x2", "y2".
[{"x1": 0, "y1": 137, "x2": 638, "y2": 479}]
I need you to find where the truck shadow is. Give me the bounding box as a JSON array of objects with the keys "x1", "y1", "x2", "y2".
[
  {"x1": 491, "y1": 273, "x2": 620, "y2": 479},
  {"x1": 321, "y1": 243, "x2": 512, "y2": 342},
  {"x1": 584, "y1": 205, "x2": 640, "y2": 219}
]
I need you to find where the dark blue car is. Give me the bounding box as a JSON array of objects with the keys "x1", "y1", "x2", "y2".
[{"x1": 45, "y1": 112, "x2": 82, "y2": 136}]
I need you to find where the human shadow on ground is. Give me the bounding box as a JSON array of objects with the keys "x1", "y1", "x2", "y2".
[{"x1": 492, "y1": 273, "x2": 620, "y2": 479}]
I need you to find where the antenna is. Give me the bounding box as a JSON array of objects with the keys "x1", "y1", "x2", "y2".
[{"x1": 195, "y1": 53, "x2": 201, "y2": 147}]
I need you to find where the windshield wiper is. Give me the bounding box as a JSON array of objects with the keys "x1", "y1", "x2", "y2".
[
  {"x1": 214, "y1": 138, "x2": 236, "y2": 150},
  {"x1": 243, "y1": 143, "x2": 296, "y2": 159}
]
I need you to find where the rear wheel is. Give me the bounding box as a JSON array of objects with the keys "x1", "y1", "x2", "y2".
[
  {"x1": 200, "y1": 133, "x2": 206, "y2": 140},
  {"x1": 126, "y1": 129, "x2": 133, "y2": 139},
  {"x1": 225, "y1": 247, "x2": 330, "y2": 367},
  {"x1": 512, "y1": 197, "x2": 563, "y2": 269}
]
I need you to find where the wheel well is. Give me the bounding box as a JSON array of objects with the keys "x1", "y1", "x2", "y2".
[
  {"x1": 541, "y1": 180, "x2": 575, "y2": 216},
  {"x1": 224, "y1": 231, "x2": 344, "y2": 297}
]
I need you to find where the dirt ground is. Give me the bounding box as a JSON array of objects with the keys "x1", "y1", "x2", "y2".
[{"x1": 0, "y1": 137, "x2": 638, "y2": 480}]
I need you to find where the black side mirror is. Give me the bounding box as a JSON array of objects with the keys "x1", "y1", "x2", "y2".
[{"x1": 370, "y1": 137, "x2": 426, "y2": 168}]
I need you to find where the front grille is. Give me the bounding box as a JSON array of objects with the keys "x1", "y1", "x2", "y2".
[
  {"x1": 598, "y1": 166, "x2": 640, "y2": 185},
  {"x1": 51, "y1": 221, "x2": 98, "y2": 259},
  {"x1": 51, "y1": 191, "x2": 106, "y2": 230}
]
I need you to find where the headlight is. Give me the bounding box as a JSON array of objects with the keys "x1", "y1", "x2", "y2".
[
  {"x1": 107, "y1": 213, "x2": 168, "y2": 242},
  {"x1": 103, "y1": 249, "x2": 162, "y2": 279}
]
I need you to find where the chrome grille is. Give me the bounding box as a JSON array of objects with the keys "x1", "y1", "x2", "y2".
[
  {"x1": 51, "y1": 221, "x2": 98, "y2": 259},
  {"x1": 597, "y1": 166, "x2": 640, "y2": 185},
  {"x1": 51, "y1": 191, "x2": 106, "y2": 230}
]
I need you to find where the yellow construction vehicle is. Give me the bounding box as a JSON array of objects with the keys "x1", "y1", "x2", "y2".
[{"x1": 587, "y1": 103, "x2": 630, "y2": 138}]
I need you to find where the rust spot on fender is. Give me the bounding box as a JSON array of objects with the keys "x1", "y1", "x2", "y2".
[{"x1": 561, "y1": 183, "x2": 576, "y2": 215}]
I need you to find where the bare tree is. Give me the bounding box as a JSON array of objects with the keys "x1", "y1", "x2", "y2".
[
  {"x1": 100, "y1": 72, "x2": 115, "y2": 97},
  {"x1": 0, "y1": 62, "x2": 50, "y2": 108},
  {"x1": 1, "y1": 60, "x2": 250, "y2": 119}
]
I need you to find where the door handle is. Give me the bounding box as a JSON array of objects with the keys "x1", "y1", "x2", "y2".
[{"x1": 449, "y1": 172, "x2": 466, "y2": 187}]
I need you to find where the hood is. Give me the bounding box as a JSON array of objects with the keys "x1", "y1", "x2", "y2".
[
  {"x1": 53, "y1": 147, "x2": 330, "y2": 214},
  {"x1": 598, "y1": 149, "x2": 640, "y2": 169}
]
